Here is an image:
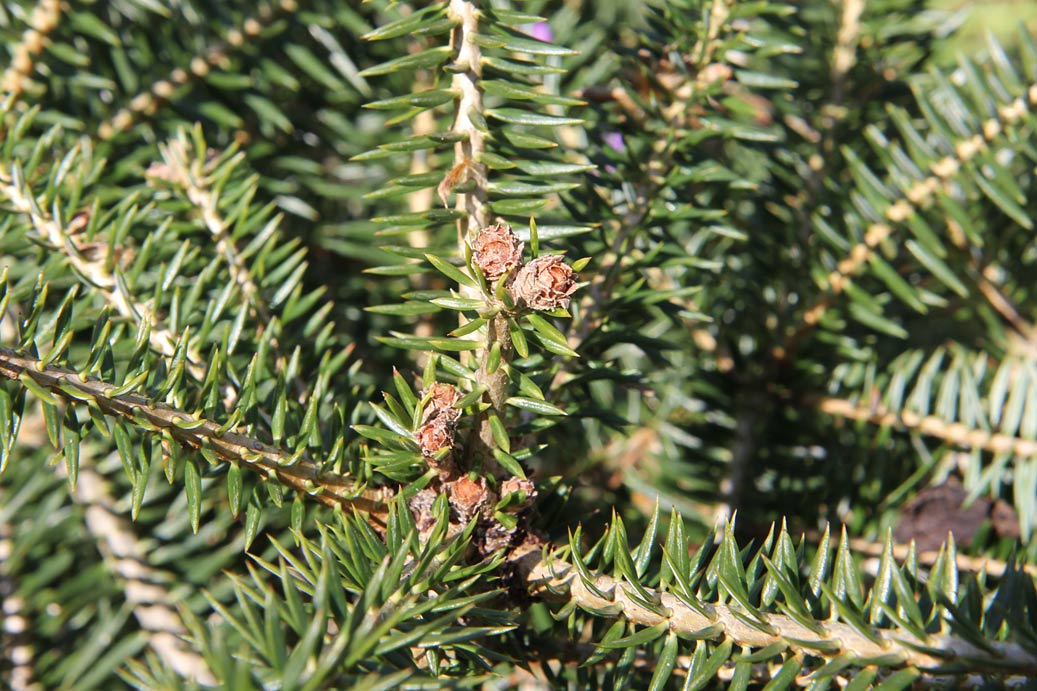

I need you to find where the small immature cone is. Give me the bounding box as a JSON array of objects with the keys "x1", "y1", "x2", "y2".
[
  {"x1": 500, "y1": 477, "x2": 537, "y2": 511},
  {"x1": 408, "y1": 487, "x2": 439, "y2": 535},
  {"x1": 472, "y1": 223, "x2": 524, "y2": 281},
  {"x1": 422, "y1": 382, "x2": 462, "y2": 425},
  {"x1": 416, "y1": 382, "x2": 464, "y2": 459},
  {"x1": 416, "y1": 419, "x2": 454, "y2": 457},
  {"x1": 510, "y1": 255, "x2": 578, "y2": 311},
  {"x1": 446, "y1": 475, "x2": 488, "y2": 521}
]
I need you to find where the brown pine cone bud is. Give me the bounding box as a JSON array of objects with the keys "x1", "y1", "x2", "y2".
[
  {"x1": 415, "y1": 419, "x2": 454, "y2": 457},
  {"x1": 422, "y1": 382, "x2": 462, "y2": 424},
  {"x1": 510, "y1": 255, "x2": 578, "y2": 311},
  {"x1": 447, "y1": 475, "x2": 488, "y2": 521},
  {"x1": 500, "y1": 477, "x2": 536, "y2": 511},
  {"x1": 472, "y1": 223, "x2": 524, "y2": 281}
]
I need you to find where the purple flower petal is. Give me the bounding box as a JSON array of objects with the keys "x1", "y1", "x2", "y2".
[
  {"x1": 524, "y1": 21, "x2": 554, "y2": 43},
  {"x1": 604, "y1": 131, "x2": 626, "y2": 152}
]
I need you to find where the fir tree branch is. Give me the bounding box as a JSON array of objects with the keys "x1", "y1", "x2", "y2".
[
  {"x1": 946, "y1": 191, "x2": 1035, "y2": 343},
  {"x1": 0, "y1": 510, "x2": 38, "y2": 691},
  {"x1": 776, "y1": 81, "x2": 1037, "y2": 361},
  {"x1": 0, "y1": 346, "x2": 389, "y2": 522},
  {"x1": 1, "y1": 395, "x2": 44, "y2": 691},
  {"x1": 149, "y1": 134, "x2": 309, "y2": 402},
  {"x1": 156, "y1": 141, "x2": 270, "y2": 327},
  {"x1": 557, "y1": 3, "x2": 739, "y2": 372},
  {"x1": 96, "y1": 0, "x2": 301, "y2": 141},
  {"x1": 814, "y1": 393, "x2": 1037, "y2": 459},
  {"x1": 976, "y1": 263, "x2": 1033, "y2": 342},
  {"x1": 445, "y1": 0, "x2": 511, "y2": 477},
  {"x1": 0, "y1": 160, "x2": 205, "y2": 381},
  {"x1": 690, "y1": 0, "x2": 731, "y2": 69},
  {"x1": 525, "y1": 558, "x2": 1037, "y2": 676},
  {"x1": 838, "y1": 533, "x2": 1037, "y2": 578},
  {"x1": 1, "y1": 0, "x2": 61, "y2": 100},
  {"x1": 69, "y1": 463, "x2": 216, "y2": 685},
  {"x1": 958, "y1": 212, "x2": 1037, "y2": 348}
]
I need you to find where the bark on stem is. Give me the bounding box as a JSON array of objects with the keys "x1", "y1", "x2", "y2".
[{"x1": 447, "y1": 0, "x2": 489, "y2": 241}]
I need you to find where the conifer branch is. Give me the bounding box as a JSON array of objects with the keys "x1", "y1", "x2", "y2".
[
  {"x1": 0, "y1": 160, "x2": 203, "y2": 380},
  {"x1": 1, "y1": 399, "x2": 47, "y2": 691},
  {"x1": 829, "y1": 0, "x2": 862, "y2": 86},
  {"x1": 69, "y1": 464, "x2": 216, "y2": 685},
  {"x1": 690, "y1": 0, "x2": 731, "y2": 68},
  {"x1": 0, "y1": 0, "x2": 61, "y2": 100},
  {"x1": 565, "y1": 196, "x2": 652, "y2": 356},
  {"x1": 0, "y1": 346, "x2": 389, "y2": 522},
  {"x1": 777, "y1": 80, "x2": 1037, "y2": 360},
  {"x1": 155, "y1": 142, "x2": 270, "y2": 327},
  {"x1": 559, "y1": 2, "x2": 737, "y2": 363},
  {"x1": 445, "y1": 0, "x2": 509, "y2": 477},
  {"x1": 97, "y1": 0, "x2": 301, "y2": 141},
  {"x1": 526, "y1": 558, "x2": 1037, "y2": 677},
  {"x1": 6, "y1": 2, "x2": 1037, "y2": 686},
  {"x1": 148, "y1": 134, "x2": 309, "y2": 401},
  {"x1": 839, "y1": 533, "x2": 1037, "y2": 578},
  {"x1": 0, "y1": 509, "x2": 37, "y2": 691},
  {"x1": 947, "y1": 187, "x2": 1035, "y2": 342},
  {"x1": 814, "y1": 393, "x2": 1037, "y2": 458},
  {"x1": 959, "y1": 220, "x2": 1037, "y2": 348},
  {"x1": 976, "y1": 263, "x2": 1033, "y2": 342},
  {"x1": 830, "y1": 0, "x2": 864, "y2": 105}
]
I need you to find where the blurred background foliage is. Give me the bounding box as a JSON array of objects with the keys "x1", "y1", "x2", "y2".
[{"x1": 932, "y1": 0, "x2": 1037, "y2": 60}]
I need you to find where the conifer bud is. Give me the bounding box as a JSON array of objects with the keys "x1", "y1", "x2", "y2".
[
  {"x1": 422, "y1": 382, "x2": 462, "y2": 424},
  {"x1": 500, "y1": 477, "x2": 536, "y2": 510},
  {"x1": 416, "y1": 419, "x2": 454, "y2": 457},
  {"x1": 510, "y1": 255, "x2": 578, "y2": 311},
  {"x1": 447, "y1": 475, "x2": 488, "y2": 521},
  {"x1": 472, "y1": 223, "x2": 524, "y2": 281}
]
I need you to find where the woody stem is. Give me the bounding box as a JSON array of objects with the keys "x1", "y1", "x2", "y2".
[{"x1": 463, "y1": 314, "x2": 512, "y2": 478}]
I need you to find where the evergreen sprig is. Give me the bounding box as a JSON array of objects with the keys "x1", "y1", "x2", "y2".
[
  {"x1": 528, "y1": 511, "x2": 1037, "y2": 689},
  {"x1": 3, "y1": 0, "x2": 1037, "y2": 688}
]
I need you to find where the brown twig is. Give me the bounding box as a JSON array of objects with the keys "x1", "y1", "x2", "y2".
[
  {"x1": 814, "y1": 393, "x2": 1037, "y2": 459},
  {"x1": 444, "y1": 0, "x2": 513, "y2": 479},
  {"x1": 0, "y1": 158, "x2": 208, "y2": 383},
  {"x1": 830, "y1": 0, "x2": 865, "y2": 106},
  {"x1": 446, "y1": 0, "x2": 489, "y2": 241}
]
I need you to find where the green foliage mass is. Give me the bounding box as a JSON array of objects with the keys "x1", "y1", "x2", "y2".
[{"x1": 3, "y1": 0, "x2": 1037, "y2": 688}]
